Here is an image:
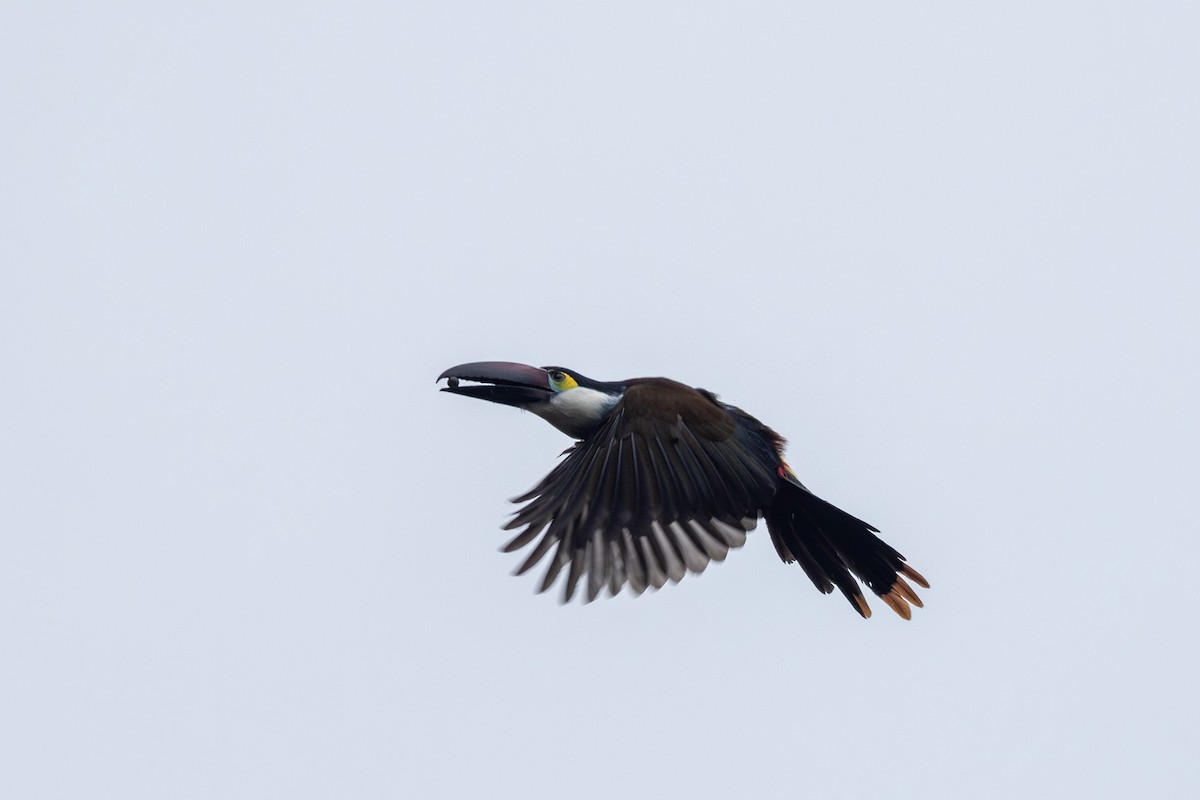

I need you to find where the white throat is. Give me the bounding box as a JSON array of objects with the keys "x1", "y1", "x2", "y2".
[{"x1": 532, "y1": 387, "x2": 621, "y2": 439}]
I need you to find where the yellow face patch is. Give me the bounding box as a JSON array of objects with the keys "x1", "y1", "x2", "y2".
[{"x1": 548, "y1": 369, "x2": 578, "y2": 392}]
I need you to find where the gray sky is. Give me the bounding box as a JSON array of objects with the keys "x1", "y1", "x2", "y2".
[{"x1": 3, "y1": 3, "x2": 1197, "y2": 798}]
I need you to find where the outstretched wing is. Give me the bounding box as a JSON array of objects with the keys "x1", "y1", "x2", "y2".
[{"x1": 500, "y1": 379, "x2": 781, "y2": 602}]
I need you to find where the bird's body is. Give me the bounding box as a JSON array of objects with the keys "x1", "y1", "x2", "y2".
[{"x1": 438, "y1": 361, "x2": 928, "y2": 618}]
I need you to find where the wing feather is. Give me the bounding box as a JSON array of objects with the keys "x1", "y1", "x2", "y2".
[{"x1": 502, "y1": 380, "x2": 779, "y2": 601}]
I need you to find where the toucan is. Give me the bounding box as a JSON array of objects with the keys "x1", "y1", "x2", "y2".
[{"x1": 437, "y1": 361, "x2": 929, "y2": 618}]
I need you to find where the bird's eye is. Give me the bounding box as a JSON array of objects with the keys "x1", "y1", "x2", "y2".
[{"x1": 546, "y1": 369, "x2": 578, "y2": 391}]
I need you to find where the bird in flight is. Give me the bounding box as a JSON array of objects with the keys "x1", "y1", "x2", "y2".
[{"x1": 438, "y1": 361, "x2": 928, "y2": 618}]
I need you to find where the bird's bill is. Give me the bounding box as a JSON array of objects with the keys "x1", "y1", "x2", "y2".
[{"x1": 437, "y1": 361, "x2": 553, "y2": 408}]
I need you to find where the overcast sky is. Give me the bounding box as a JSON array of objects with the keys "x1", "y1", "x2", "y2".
[{"x1": 3, "y1": 3, "x2": 1198, "y2": 798}]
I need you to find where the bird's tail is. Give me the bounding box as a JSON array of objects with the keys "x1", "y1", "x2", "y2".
[{"x1": 762, "y1": 477, "x2": 928, "y2": 619}]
